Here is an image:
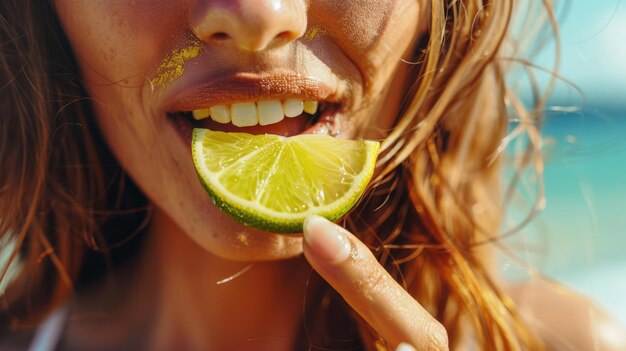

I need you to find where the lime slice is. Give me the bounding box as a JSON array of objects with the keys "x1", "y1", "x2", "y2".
[{"x1": 191, "y1": 128, "x2": 380, "y2": 233}]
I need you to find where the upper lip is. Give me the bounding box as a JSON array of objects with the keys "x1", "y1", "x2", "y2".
[{"x1": 166, "y1": 73, "x2": 340, "y2": 112}]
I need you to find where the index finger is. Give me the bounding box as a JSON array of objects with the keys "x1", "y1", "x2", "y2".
[{"x1": 302, "y1": 215, "x2": 449, "y2": 351}]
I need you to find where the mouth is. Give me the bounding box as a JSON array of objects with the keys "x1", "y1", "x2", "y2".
[
  {"x1": 165, "y1": 74, "x2": 348, "y2": 143},
  {"x1": 168, "y1": 98, "x2": 346, "y2": 143}
]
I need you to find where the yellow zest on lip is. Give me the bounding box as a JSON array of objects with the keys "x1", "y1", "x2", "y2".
[
  {"x1": 150, "y1": 38, "x2": 203, "y2": 88},
  {"x1": 303, "y1": 25, "x2": 328, "y2": 41}
]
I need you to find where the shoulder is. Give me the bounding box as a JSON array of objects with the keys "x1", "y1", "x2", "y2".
[{"x1": 506, "y1": 279, "x2": 626, "y2": 350}]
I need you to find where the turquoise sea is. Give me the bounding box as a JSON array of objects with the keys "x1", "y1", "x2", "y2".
[{"x1": 500, "y1": 1, "x2": 626, "y2": 326}]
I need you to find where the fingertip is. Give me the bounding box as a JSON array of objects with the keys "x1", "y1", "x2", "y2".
[
  {"x1": 428, "y1": 323, "x2": 450, "y2": 351},
  {"x1": 395, "y1": 342, "x2": 417, "y2": 351},
  {"x1": 302, "y1": 215, "x2": 351, "y2": 264},
  {"x1": 302, "y1": 214, "x2": 325, "y2": 236}
]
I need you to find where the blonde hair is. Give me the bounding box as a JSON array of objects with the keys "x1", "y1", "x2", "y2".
[
  {"x1": 0, "y1": 0, "x2": 557, "y2": 349},
  {"x1": 342, "y1": 0, "x2": 557, "y2": 349},
  {"x1": 0, "y1": 0, "x2": 151, "y2": 328}
]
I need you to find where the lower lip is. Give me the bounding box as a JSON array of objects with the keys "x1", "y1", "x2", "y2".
[{"x1": 169, "y1": 107, "x2": 342, "y2": 146}]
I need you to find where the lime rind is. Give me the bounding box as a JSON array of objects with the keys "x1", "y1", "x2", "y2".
[{"x1": 192, "y1": 128, "x2": 380, "y2": 234}]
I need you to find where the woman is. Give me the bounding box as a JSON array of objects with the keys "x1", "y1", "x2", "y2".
[{"x1": 0, "y1": 0, "x2": 623, "y2": 350}]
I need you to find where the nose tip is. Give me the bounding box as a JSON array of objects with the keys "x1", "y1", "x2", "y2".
[{"x1": 192, "y1": 0, "x2": 307, "y2": 51}]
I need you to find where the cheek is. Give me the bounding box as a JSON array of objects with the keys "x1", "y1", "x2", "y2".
[
  {"x1": 363, "y1": 1, "x2": 423, "y2": 91},
  {"x1": 55, "y1": 1, "x2": 190, "y2": 86},
  {"x1": 315, "y1": 0, "x2": 422, "y2": 77},
  {"x1": 316, "y1": 0, "x2": 423, "y2": 135},
  {"x1": 55, "y1": 0, "x2": 195, "y2": 173},
  {"x1": 315, "y1": 0, "x2": 395, "y2": 51}
]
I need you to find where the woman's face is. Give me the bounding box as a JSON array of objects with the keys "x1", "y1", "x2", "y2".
[{"x1": 55, "y1": 0, "x2": 426, "y2": 261}]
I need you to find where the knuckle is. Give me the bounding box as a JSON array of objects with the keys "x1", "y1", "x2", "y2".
[{"x1": 426, "y1": 322, "x2": 449, "y2": 351}]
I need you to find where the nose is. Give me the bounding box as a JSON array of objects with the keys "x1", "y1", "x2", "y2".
[{"x1": 192, "y1": 0, "x2": 307, "y2": 51}]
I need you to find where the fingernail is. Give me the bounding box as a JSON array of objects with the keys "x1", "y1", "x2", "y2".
[
  {"x1": 395, "y1": 342, "x2": 417, "y2": 351},
  {"x1": 303, "y1": 215, "x2": 351, "y2": 264}
]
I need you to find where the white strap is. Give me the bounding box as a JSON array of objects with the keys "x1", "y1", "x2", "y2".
[{"x1": 28, "y1": 306, "x2": 68, "y2": 351}]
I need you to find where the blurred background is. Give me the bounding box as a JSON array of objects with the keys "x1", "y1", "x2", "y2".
[{"x1": 500, "y1": 1, "x2": 626, "y2": 326}]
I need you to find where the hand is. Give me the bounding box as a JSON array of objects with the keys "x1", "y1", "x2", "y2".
[{"x1": 302, "y1": 215, "x2": 449, "y2": 351}]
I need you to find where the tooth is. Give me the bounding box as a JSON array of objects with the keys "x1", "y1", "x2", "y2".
[
  {"x1": 209, "y1": 105, "x2": 230, "y2": 124},
  {"x1": 257, "y1": 100, "x2": 284, "y2": 126},
  {"x1": 192, "y1": 109, "x2": 210, "y2": 120},
  {"x1": 303, "y1": 100, "x2": 318, "y2": 115},
  {"x1": 231, "y1": 102, "x2": 258, "y2": 127},
  {"x1": 283, "y1": 99, "x2": 304, "y2": 118}
]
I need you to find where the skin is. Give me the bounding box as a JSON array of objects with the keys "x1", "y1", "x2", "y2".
[
  {"x1": 53, "y1": 0, "x2": 446, "y2": 350},
  {"x1": 54, "y1": 0, "x2": 423, "y2": 262}
]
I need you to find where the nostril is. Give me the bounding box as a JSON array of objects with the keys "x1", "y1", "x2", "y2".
[
  {"x1": 192, "y1": 0, "x2": 307, "y2": 51},
  {"x1": 276, "y1": 31, "x2": 293, "y2": 40},
  {"x1": 210, "y1": 32, "x2": 230, "y2": 41},
  {"x1": 273, "y1": 31, "x2": 296, "y2": 46}
]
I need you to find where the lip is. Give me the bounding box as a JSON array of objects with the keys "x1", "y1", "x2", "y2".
[{"x1": 166, "y1": 73, "x2": 340, "y2": 112}]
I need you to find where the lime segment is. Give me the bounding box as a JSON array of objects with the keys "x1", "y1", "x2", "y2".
[{"x1": 191, "y1": 129, "x2": 380, "y2": 233}]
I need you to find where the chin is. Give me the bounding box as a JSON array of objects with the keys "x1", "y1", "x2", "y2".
[
  {"x1": 153, "y1": 198, "x2": 303, "y2": 262},
  {"x1": 204, "y1": 227, "x2": 305, "y2": 262}
]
